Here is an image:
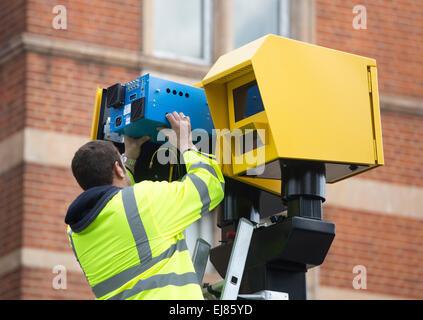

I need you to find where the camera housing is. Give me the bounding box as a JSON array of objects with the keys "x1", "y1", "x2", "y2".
[
  {"x1": 199, "y1": 34, "x2": 384, "y2": 196},
  {"x1": 102, "y1": 74, "x2": 214, "y2": 144}
]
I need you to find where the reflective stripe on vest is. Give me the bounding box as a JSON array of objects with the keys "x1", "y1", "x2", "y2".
[
  {"x1": 183, "y1": 163, "x2": 225, "y2": 217},
  {"x1": 186, "y1": 173, "x2": 211, "y2": 217},
  {"x1": 121, "y1": 186, "x2": 152, "y2": 265},
  {"x1": 189, "y1": 162, "x2": 225, "y2": 192},
  {"x1": 92, "y1": 237, "x2": 188, "y2": 298},
  {"x1": 89, "y1": 186, "x2": 195, "y2": 299},
  {"x1": 68, "y1": 230, "x2": 86, "y2": 276},
  {"x1": 108, "y1": 272, "x2": 199, "y2": 300}
]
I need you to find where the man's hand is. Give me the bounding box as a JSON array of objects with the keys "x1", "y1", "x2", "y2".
[
  {"x1": 124, "y1": 135, "x2": 150, "y2": 160},
  {"x1": 158, "y1": 111, "x2": 198, "y2": 154}
]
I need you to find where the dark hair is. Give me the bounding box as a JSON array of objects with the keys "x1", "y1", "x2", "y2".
[{"x1": 72, "y1": 140, "x2": 125, "y2": 190}]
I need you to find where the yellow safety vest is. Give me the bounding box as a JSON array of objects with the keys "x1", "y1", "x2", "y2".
[{"x1": 67, "y1": 150, "x2": 225, "y2": 300}]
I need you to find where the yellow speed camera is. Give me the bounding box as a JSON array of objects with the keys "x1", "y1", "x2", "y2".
[{"x1": 200, "y1": 34, "x2": 384, "y2": 195}]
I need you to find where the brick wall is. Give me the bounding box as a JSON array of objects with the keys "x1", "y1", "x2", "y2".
[
  {"x1": 0, "y1": 164, "x2": 24, "y2": 258},
  {"x1": 21, "y1": 267, "x2": 92, "y2": 300},
  {"x1": 360, "y1": 110, "x2": 423, "y2": 188},
  {"x1": 26, "y1": 52, "x2": 140, "y2": 136},
  {"x1": 316, "y1": 0, "x2": 423, "y2": 298},
  {"x1": 316, "y1": 0, "x2": 423, "y2": 99},
  {"x1": 0, "y1": 0, "x2": 142, "y2": 300},
  {"x1": 321, "y1": 205, "x2": 423, "y2": 299},
  {"x1": 0, "y1": 163, "x2": 24, "y2": 299},
  {"x1": 22, "y1": 163, "x2": 80, "y2": 251},
  {"x1": 27, "y1": 0, "x2": 142, "y2": 51},
  {"x1": 0, "y1": 0, "x2": 26, "y2": 46},
  {"x1": 0, "y1": 269, "x2": 21, "y2": 300},
  {"x1": 0, "y1": 54, "x2": 26, "y2": 141}
]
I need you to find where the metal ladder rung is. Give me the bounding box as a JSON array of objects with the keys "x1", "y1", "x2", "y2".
[{"x1": 220, "y1": 218, "x2": 254, "y2": 300}]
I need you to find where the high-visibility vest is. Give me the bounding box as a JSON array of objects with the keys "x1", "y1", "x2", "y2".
[{"x1": 67, "y1": 150, "x2": 225, "y2": 300}]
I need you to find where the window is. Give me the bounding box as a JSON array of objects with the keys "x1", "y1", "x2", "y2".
[
  {"x1": 233, "y1": 0, "x2": 290, "y2": 49},
  {"x1": 153, "y1": 0, "x2": 212, "y2": 64},
  {"x1": 233, "y1": 80, "x2": 265, "y2": 122}
]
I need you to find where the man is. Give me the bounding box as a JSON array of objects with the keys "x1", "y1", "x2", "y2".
[{"x1": 65, "y1": 112, "x2": 225, "y2": 300}]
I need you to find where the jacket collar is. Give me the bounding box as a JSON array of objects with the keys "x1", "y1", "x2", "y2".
[{"x1": 65, "y1": 185, "x2": 121, "y2": 233}]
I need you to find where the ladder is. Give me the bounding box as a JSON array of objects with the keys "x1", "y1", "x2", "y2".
[{"x1": 193, "y1": 218, "x2": 289, "y2": 300}]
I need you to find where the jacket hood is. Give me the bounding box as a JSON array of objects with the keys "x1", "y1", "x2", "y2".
[{"x1": 65, "y1": 185, "x2": 121, "y2": 233}]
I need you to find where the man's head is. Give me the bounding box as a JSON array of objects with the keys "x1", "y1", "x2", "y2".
[{"x1": 72, "y1": 140, "x2": 131, "y2": 190}]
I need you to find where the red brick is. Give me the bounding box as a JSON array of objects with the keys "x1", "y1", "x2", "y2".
[
  {"x1": 26, "y1": 0, "x2": 141, "y2": 51},
  {"x1": 359, "y1": 111, "x2": 423, "y2": 187},
  {"x1": 0, "y1": 164, "x2": 24, "y2": 257},
  {"x1": 320, "y1": 205, "x2": 423, "y2": 298},
  {"x1": 27, "y1": 0, "x2": 141, "y2": 50},
  {"x1": 21, "y1": 266, "x2": 93, "y2": 300},
  {"x1": 316, "y1": 0, "x2": 423, "y2": 99},
  {"x1": 22, "y1": 163, "x2": 81, "y2": 252},
  {"x1": 25, "y1": 52, "x2": 141, "y2": 136},
  {"x1": 0, "y1": 268, "x2": 21, "y2": 299},
  {"x1": 0, "y1": 0, "x2": 26, "y2": 46},
  {"x1": 0, "y1": 53, "x2": 26, "y2": 141}
]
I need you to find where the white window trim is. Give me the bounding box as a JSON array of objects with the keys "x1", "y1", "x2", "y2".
[
  {"x1": 150, "y1": 0, "x2": 213, "y2": 66},
  {"x1": 279, "y1": 0, "x2": 291, "y2": 38}
]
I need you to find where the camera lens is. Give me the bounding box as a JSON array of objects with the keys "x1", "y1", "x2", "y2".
[{"x1": 116, "y1": 116, "x2": 122, "y2": 127}]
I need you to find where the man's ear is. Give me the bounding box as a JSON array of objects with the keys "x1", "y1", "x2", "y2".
[{"x1": 113, "y1": 161, "x2": 126, "y2": 179}]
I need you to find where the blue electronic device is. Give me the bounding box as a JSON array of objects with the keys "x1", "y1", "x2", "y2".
[{"x1": 106, "y1": 74, "x2": 214, "y2": 144}]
